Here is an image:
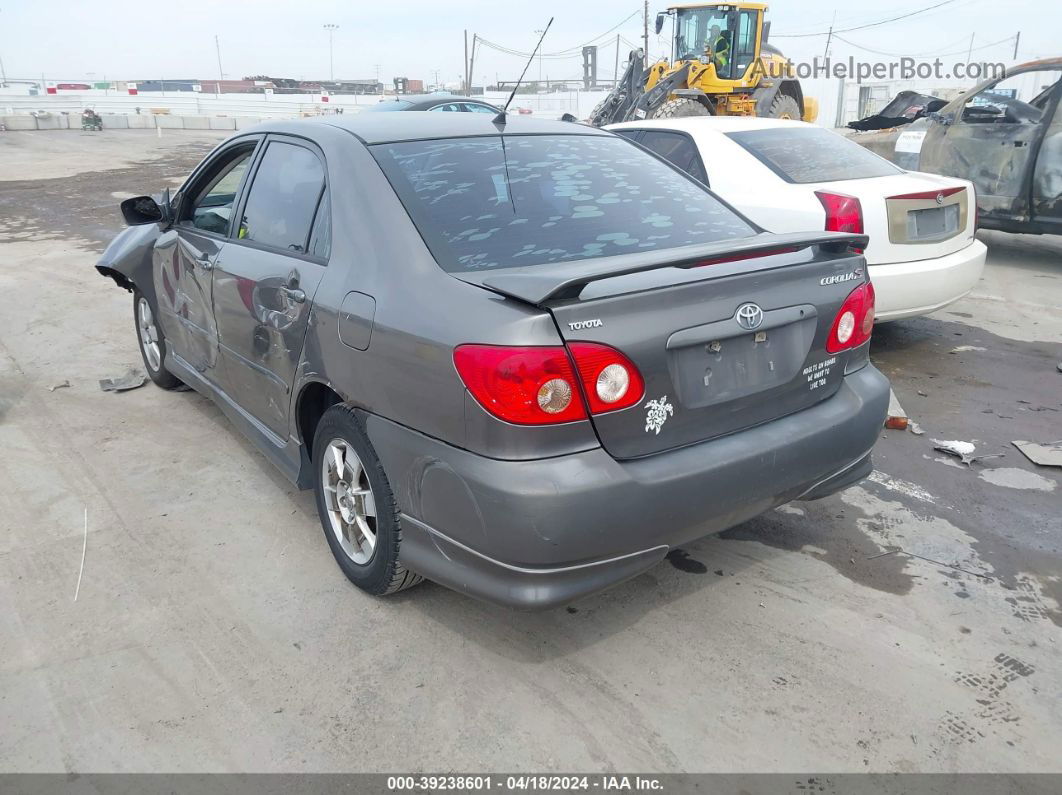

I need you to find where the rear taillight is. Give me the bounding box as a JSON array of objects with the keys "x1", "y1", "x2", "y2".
[
  {"x1": 816, "y1": 190, "x2": 864, "y2": 252},
  {"x1": 453, "y1": 342, "x2": 645, "y2": 425},
  {"x1": 826, "y1": 282, "x2": 875, "y2": 353},
  {"x1": 567, "y1": 342, "x2": 645, "y2": 414},
  {"x1": 453, "y1": 345, "x2": 586, "y2": 425}
]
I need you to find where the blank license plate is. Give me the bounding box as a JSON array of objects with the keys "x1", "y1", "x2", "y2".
[{"x1": 908, "y1": 204, "x2": 960, "y2": 240}]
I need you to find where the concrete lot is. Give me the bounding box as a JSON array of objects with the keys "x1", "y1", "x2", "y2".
[{"x1": 0, "y1": 129, "x2": 1060, "y2": 773}]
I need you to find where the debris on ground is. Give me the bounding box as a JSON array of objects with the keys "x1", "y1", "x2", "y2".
[
  {"x1": 98, "y1": 369, "x2": 147, "y2": 393},
  {"x1": 48, "y1": 380, "x2": 70, "y2": 391},
  {"x1": 1012, "y1": 440, "x2": 1062, "y2": 468},
  {"x1": 909, "y1": 422, "x2": 925, "y2": 436},
  {"x1": 950, "y1": 345, "x2": 987, "y2": 354},
  {"x1": 885, "y1": 389, "x2": 909, "y2": 430},
  {"x1": 932, "y1": 439, "x2": 1005, "y2": 466}
]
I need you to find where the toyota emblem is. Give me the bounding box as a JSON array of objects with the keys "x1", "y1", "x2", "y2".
[
  {"x1": 735, "y1": 302, "x2": 764, "y2": 330},
  {"x1": 935, "y1": 192, "x2": 945, "y2": 205}
]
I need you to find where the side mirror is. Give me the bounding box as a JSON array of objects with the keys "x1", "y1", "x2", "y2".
[
  {"x1": 655, "y1": 12, "x2": 666, "y2": 35},
  {"x1": 560, "y1": 112, "x2": 578, "y2": 123},
  {"x1": 120, "y1": 195, "x2": 166, "y2": 226}
]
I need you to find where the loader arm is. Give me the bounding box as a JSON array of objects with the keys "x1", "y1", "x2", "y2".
[{"x1": 588, "y1": 49, "x2": 648, "y2": 126}]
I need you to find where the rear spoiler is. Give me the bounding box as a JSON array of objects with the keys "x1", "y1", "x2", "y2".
[{"x1": 457, "y1": 231, "x2": 868, "y2": 305}]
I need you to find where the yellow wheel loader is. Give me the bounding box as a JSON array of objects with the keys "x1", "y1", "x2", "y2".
[{"x1": 588, "y1": 2, "x2": 817, "y2": 126}]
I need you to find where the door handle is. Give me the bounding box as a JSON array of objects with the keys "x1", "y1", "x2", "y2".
[{"x1": 281, "y1": 286, "x2": 306, "y2": 303}]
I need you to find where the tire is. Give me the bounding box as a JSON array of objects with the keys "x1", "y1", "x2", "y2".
[
  {"x1": 312, "y1": 403, "x2": 423, "y2": 597},
  {"x1": 767, "y1": 94, "x2": 802, "y2": 120},
  {"x1": 133, "y1": 288, "x2": 184, "y2": 390},
  {"x1": 651, "y1": 98, "x2": 711, "y2": 119}
]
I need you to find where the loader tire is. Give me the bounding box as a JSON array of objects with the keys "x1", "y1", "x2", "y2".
[
  {"x1": 767, "y1": 94, "x2": 802, "y2": 120},
  {"x1": 651, "y1": 98, "x2": 711, "y2": 119}
]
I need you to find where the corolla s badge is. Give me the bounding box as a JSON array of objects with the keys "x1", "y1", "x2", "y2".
[
  {"x1": 734, "y1": 303, "x2": 764, "y2": 331},
  {"x1": 820, "y1": 270, "x2": 862, "y2": 286}
]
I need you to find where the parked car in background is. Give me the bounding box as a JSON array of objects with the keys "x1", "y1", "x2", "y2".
[
  {"x1": 95, "y1": 114, "x2": 888, "y2": 609},
  {"x1": 848, "y1": 58, "x2": 1062, "y2": 237},
  {"x1": 362, "y1": 94, "x2": 500, "y2": 113},
  {"x1": 607, "y1": 117, "x2": 987, "y2": 322}
]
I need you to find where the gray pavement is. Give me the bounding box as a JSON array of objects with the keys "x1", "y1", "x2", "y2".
[{"x1": 0, "y1": 129, "x2": 1059, "y2": 773}]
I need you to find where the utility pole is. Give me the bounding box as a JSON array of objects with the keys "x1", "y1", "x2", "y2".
[
  {"x1": 468, "y1": 35, "x2": 478, "y2": 95},
  {"x1": 966, "y1": 33, "x2": 974, "y2": 63},
  {"x1": 1013, "y1": 31, "x2": 1021, "y2": 61},
  {"x1": 323, "y1": 24, "x2": 339, "y2": 82},
  {"x1": 614, "y1": 33, "x2": 620, "y2": 87},
  {"x1": 214, "y1": 35, "x2": 224, "y2": 80},
  {"x1": 534, "y1": 29, "x2": 545, "y2": 87},
  {"x1": 822, "y1": 11, "x2": 836, "y2": 64},
  {"x1": 0, "y1": 8, "x2": 7, "y2": 88},
  {"x1": 643, "y1": 0, "x2": 649, "y2": 57},
  {"x1": 464, "y1": 29, "x2": 469, "y2": 96}
]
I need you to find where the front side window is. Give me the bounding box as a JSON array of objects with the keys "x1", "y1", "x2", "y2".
[
  {"x1": 184, "y1": 147, "x2": 255, "y2": 235},
  {"x1": 727, "y1": 126, "x2": 902, "y2": 183},
  {"x1": 428, "y1": 103, "x2": 464, "y2": 112},
  {"x1": 237, "y1": 142, "x2": 326, "y2": 254},
  {"x1": 371, "y1": 134, "x2": 755, "y2": 272},
  {"x1": 961, "y1": 70, "x2": 1062, "y2": 124},
  {"x1": 462, "y1": 103, "x2": 498, "y2": 114}
]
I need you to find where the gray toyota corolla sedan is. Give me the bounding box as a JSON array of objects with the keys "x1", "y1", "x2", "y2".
[{"x1": 96, "y1": 113, "x2": 889, "y2": 609}]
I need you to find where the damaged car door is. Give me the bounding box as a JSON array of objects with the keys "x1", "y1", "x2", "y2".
[
  {"x1": 920, "y1": 68, "x2": 1062, "y2": 230},
  {"x1": 210, "y1": 136, "x2": 329, "y2": 441},
  {"x1": 155, "y1": 139, "x2": 259, "y2": 378}
]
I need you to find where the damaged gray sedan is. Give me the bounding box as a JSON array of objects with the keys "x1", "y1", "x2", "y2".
[{"x1": 96, "y1": 113, "x2": 889, "y2": 609}]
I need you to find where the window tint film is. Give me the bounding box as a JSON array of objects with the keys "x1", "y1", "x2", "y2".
[
  {"x1": 238, "y1": 142, "x2": 325, "y2": 253},
  {"x1": 727, "y1": 126, "x2": 901, "y2": 183},
  {"x1": 639, "y1": 131, "x2": 708, "y2": 183},
  {"x1": 371, "y1": 134, "x2": 755, "y2": 272},
  {"x1": 187, "y1": 149, "x2": 254, "y2": 235}
]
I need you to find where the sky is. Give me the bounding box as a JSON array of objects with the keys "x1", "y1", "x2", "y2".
[{"x1": 0, "y1": 0, "x2": 1057, "y2": 87}]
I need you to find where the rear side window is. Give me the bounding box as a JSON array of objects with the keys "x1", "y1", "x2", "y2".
[
  {"x1": 727, "y1": 126, "x2": 902, "y2": 183},
  {"x1": 238, "y1": 142, "x2": 325, "y2": 254},
  {"x1": 371, "y1": 134, "x2": 754, "y2": 272},
  {"x1": 639, "y1": 130, "x2": 709, "y2": 185}
]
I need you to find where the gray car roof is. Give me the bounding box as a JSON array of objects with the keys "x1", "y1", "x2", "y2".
[
  {"x1": 369, "y1": 94, "x2": 499, "y2": 111},
  {"x1": 253, "y1": 113, "x2": 610, "y2": 145}
]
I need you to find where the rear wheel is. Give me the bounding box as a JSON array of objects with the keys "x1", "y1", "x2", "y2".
[
  {"x1": 133, "y1": 289, "x2": 183, "y2": 390},
  {"x1": 313, "y1": 404, "x2": 423, "y2": 597},
  {"x1": 651, "y1": 98, "x2": 711, "y2": 119},
  {"x1": 767, "y1": 94, "x2": 802, "y2": 120}
]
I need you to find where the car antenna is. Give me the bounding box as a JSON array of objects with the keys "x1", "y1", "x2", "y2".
[{"x1": 494, "y1": 17, "x2": 553, "y2": 127}]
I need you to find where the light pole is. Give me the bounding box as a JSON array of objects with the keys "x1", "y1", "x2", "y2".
[
  {"x1": 534, "y1": 29, "x2": 545, "y2": 89},
  {"x1": 323, "y1": 24, "x2": 339, "y2": 82}
]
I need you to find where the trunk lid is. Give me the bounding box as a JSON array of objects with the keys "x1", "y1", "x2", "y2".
[{"x1": 461, "y1": 232, "x2": 869, "y2": 459}]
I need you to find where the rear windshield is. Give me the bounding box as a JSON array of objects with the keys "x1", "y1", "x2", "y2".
[
  {"x1": 726, "y1": 126, "x2": 902, "y2": 183},
  {"x1": 363, "y1": 100, "x2": 413, "y2": 112},
  {"x1": 370, "y1": 134, "x2": 756, "y2": 272}
]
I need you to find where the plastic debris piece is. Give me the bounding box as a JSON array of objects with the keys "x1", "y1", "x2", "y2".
[
  {"x1": 1012, "y1": 440, "x2": 1062, "y2": 468},
  {"x1": 49, "y1": 380, "x2": 71, "y2": 392},
  {"x1": 909, "y1": 422, "x2": 925, "y2": 436},
  {"x1": 98, "y1": 369, "x2": 147, "y2": 393},
  {"x1": 932, "y1": 439, "x2": 977, "y2": 465}
]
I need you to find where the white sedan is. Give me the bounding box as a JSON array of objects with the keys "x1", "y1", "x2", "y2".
[{"x1": 606, "y1": 117, "x2": 987, "y2": 321}]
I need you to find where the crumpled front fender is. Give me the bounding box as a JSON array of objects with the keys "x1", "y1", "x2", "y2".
[{"x1": 95, "y1": 223, "x2": 161, "y2": 302}]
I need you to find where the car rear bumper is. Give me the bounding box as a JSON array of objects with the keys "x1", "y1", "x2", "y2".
[
  {"x1": 869, "y1": 239, "x2": 987, "y2": 322},
  {"x1": 365, "y1": 365, "x2": 890, "y2": 609}
]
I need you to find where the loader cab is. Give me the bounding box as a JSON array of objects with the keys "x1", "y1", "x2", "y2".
[{"x1": 668, "y1": 2, "x2": 764, "y2": 81}]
